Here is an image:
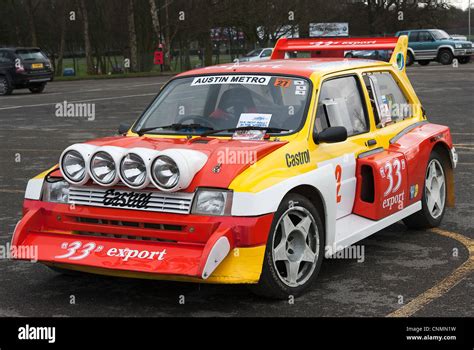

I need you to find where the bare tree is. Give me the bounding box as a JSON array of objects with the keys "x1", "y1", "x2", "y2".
[
  {"x1": 79, "y1": 0, "x2": 94, "y2": 74},
  {"x1": 127, "y1": 0, "x2": 139, "y2": 72},
  {"x1": 148, "y1": 0, "x2": 161, "y2": 42},
  {"x1": 25, "y1": 0, "x2": 38, "y2": 46}
]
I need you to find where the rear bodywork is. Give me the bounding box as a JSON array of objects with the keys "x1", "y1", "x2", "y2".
[{"x1": 0, "y1": 47, "x2": 53, "y2": 89}]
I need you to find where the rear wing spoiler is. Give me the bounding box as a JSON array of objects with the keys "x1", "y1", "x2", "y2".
[{"x1": 271, "y1": 36, "x2": 409, "y2": 71}]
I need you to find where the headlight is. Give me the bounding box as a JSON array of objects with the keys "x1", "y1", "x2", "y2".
[
  {"x1": 120, "y1": 153, "x2": 147, "y2": 188},
  {"x1": 152, "y1": 155, "x2": 180, "y2": 189},
  {"x1": 455, "y1": 43, "x2": 462, "y2": 49},
  {"x1": 192, "y1": 189, "x2": 233, "y2": 216},
  {"x1": 61, "y1": 150, "x2": 86, "y2": 183},
  {"x1": 42, "y1": 180, "x2": 69, "y2": 203},
  {"x1": 90, "y1": 151, "x2": 116, "y2": 185}
]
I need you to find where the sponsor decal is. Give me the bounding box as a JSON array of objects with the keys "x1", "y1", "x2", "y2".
[
  {"x1": 55, "y1": 241, "x2": 167, "y2": 262},
  {"x1": 103, "y1": 189, "x2": 152, "y2": 209},
  {"x1": 233, "y1": 113, "x2": 272, "y2": 140},
  {"x1": 396, "y1": 51, "x2": 405, "y2": 70},
  {"x1": 191, "y1": 75, "x2": 271, "y2": 86},
  {"x1": 409, "y1": 184, "x2": 419, "y2": 199},
  {"x1": 382, "y1": 191, "x2": 405, "y2": 210},
  {"x1": 286, "y1": 150, "x2": 311, "y2": 167}
]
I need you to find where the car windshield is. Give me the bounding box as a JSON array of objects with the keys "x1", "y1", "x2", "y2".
[
  {"x1": 245, "y1": 49, "x2": 262, "y2": 57},
  {"x1": 431, "y1": 30, "x2": 450, "y2": 40},
  {"x1": 134, "y1": 75, "x2": 311, "y2": 136},
  {"x1": 16, "y1": 49, "x2": 47, "y2": 61}
]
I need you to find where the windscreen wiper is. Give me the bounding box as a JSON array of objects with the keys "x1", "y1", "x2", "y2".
[
  {"x1": 199, "y1": 126, "x2": 289, "y2": 137},
  {"x1": 136, "y1": 123, "x2": 214, "y2": 136}
]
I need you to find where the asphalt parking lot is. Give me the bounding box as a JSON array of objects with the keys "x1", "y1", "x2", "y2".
[{"x1": 0, "y1": 64, "x2": 472, "y2": 317}]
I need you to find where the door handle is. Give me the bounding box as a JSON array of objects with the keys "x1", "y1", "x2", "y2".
[{"x1": 367, "y1": 139, "x2": 377, "y2": 147}]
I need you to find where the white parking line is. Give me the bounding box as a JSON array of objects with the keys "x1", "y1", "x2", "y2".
[
  {"x1": 2, "y1": 81, "x2": 165, "y2": 100},
  {"x1": 0, "y1": 93, "x2": 157, "y2": 110}
]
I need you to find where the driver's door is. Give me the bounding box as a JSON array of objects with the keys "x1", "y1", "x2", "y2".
[{"x1": 313, "y1": 74, "x2": 377, "y2": 219}]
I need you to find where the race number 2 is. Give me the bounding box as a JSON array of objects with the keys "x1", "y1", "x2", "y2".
[{"x1": 335, "y1": 164, "x2": 342, "y2": 203}]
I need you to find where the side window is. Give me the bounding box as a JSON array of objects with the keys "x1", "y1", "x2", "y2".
[
  {"x1": 418, "y1": 31, "x2": 433, "y2": 42},
  {"x1": 408, "y1": 32, "x2": 419, "y2": 42},
  {"x1": 315, "y1": 76, "x2": 368, "y2": 137},
  {"x1": 261, "y1": 49, "x2": 272, "y2": 58},
  {"x1": 363, "y1": 72, "x2": 411, "y2": 127}
]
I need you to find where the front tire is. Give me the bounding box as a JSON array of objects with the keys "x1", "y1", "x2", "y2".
[
  {"x1": 438, "y1": 49, "x2": 454, "y2": 65},
  {"x1": 406, "y1": 51, "x2": 415, "y2": 66},
  {"x1": 403, "y1": 151, "x2": 447, "y2": 229},
  {"x1": 418, "y1": 60, "x2": 430, "y2": 66},
  {"x1": 251, "y1": 194, "x2": 325, "y2": 299}
]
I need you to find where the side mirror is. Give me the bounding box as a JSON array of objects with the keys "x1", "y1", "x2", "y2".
[
  {"x1": 118, "y1": 122, "x2": 131, "y2": 135},
  {"x1": 314, "y1": 126, "x2": 347, "y2": 144}
]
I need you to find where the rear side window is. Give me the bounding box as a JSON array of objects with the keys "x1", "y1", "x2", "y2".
[
  {"x1": 408, "y1": 32, "x2": 419, "y2": 41},
  {"x1": 315, "y1": 76, "x2": 368, "y2": 137},
  {"x1": 15, "y1": 49, "x2": 47, "y2": 61},
  {"x1": 363, "y1": 72, "x2": 411, "y2": 127}
]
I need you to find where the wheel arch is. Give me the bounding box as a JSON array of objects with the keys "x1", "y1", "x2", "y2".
[
  {"x1": 431, "y1": 141, "x2": 455, "y2": 207},
  {"x1": 286, "y1": 185, "x2": 327, "y2": 234},
  {"x1": 437, "y1": 45, "x2": 455, "y2": 55}
]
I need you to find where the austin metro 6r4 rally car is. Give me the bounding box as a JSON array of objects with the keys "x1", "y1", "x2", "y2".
[{"x1": 12, "y1": 36, "x2": 458, "y2": 298}]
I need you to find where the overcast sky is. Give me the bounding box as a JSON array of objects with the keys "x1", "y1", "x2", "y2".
[{"x1": 449, "y1": 0, "x2": 471, "y2": 10}]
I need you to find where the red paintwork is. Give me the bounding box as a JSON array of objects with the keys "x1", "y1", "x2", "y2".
[
  {"x1": 354, "y1": 150, "x2": 408, "y2": 220},
  {"x1": 353, "y1": 123, "x2": 454, "y2": 220},
  {"x1": 389, "y1": 122, "x2": 454, "y2": 205},
  {"x1": 271, "y1": 37, "x2": 399, "y2": 59},
  {"x1": 12, "y1": 200, "x2": 273, "y2": 277},
  {"x1": 53, "y1": 136, "x2": 287, "y2": 192}
]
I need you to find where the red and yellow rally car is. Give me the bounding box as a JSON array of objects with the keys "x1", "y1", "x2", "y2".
[{"x1": 12, "y1": 36, "x2": 457, "y2": 298}]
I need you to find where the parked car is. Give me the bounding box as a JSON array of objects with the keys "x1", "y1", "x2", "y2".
[
  {"x1": 395, "y1": 29, "x2": 473, "y2": 65},
  {"x1": 0, "y1": 47, "x2": 53, "y2": 96},
  {"x1": 12, "y1": 36, "x2": 457, "y2": 298},
  {"x1": 344, "y1": 50, "x2": 391, "y2": 61},
  {"x1": 237, "y1": 47, "x2": 273, "y2": 62}
]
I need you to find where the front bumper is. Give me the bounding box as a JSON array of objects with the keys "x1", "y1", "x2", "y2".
[{"x1": 12, "y1": 200, "x2": 273, "y2": 283}]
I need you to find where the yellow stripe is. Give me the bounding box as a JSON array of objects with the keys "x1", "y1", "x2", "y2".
[{"x1": 387, "y1": 228, "x2": 473, "y2": 317}]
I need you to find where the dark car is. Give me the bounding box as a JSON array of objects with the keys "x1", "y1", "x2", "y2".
[{"x1": 0, "y1": 47, "x2": 54, "y2": 96}]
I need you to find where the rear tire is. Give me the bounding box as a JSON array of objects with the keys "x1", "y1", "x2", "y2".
[
  {"x1": 406, "y1": 51, "x2": 414, "y2": 66},
  {"x1": 438, "y1": 49, "x2": 454, "y2": 65},
  {"x1": 403, "y1": 151, "x2": 447, "y2": 229},
  {"x1": 250, "y1": 193, "x2": 325, "y2": 299},
  {"x1": 29, "y1": 82, "x2": 46, "y2": 94},
  {"x1": 0, "y1": 75, "x2": 13, "y2": 96},
  {"x1": 418, "y1": 60, "x2": 430, "y2": 66}
]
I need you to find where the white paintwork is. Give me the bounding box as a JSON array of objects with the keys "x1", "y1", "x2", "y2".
[
  {"x1": 89, "y1": 146, "x2": 128, "y2": 187},
  {"x1": 25, "y1": 178, "x2": 44, "y2": 200},
  {"x1": 232, "y1": 163, "x2": 338, "y2": 248},
  {"x1": 317, "y1": 153, "x2": 356, "y2": 219},
  {"x1": 202, "y1": 236, "x2": 231, "y2": 279},
  {"x1": 153, "y1": 149, "x2": 208, "y2": 192},
  {"x1": 327, "y1": 201, "x2": 421, "y2": 257}
]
